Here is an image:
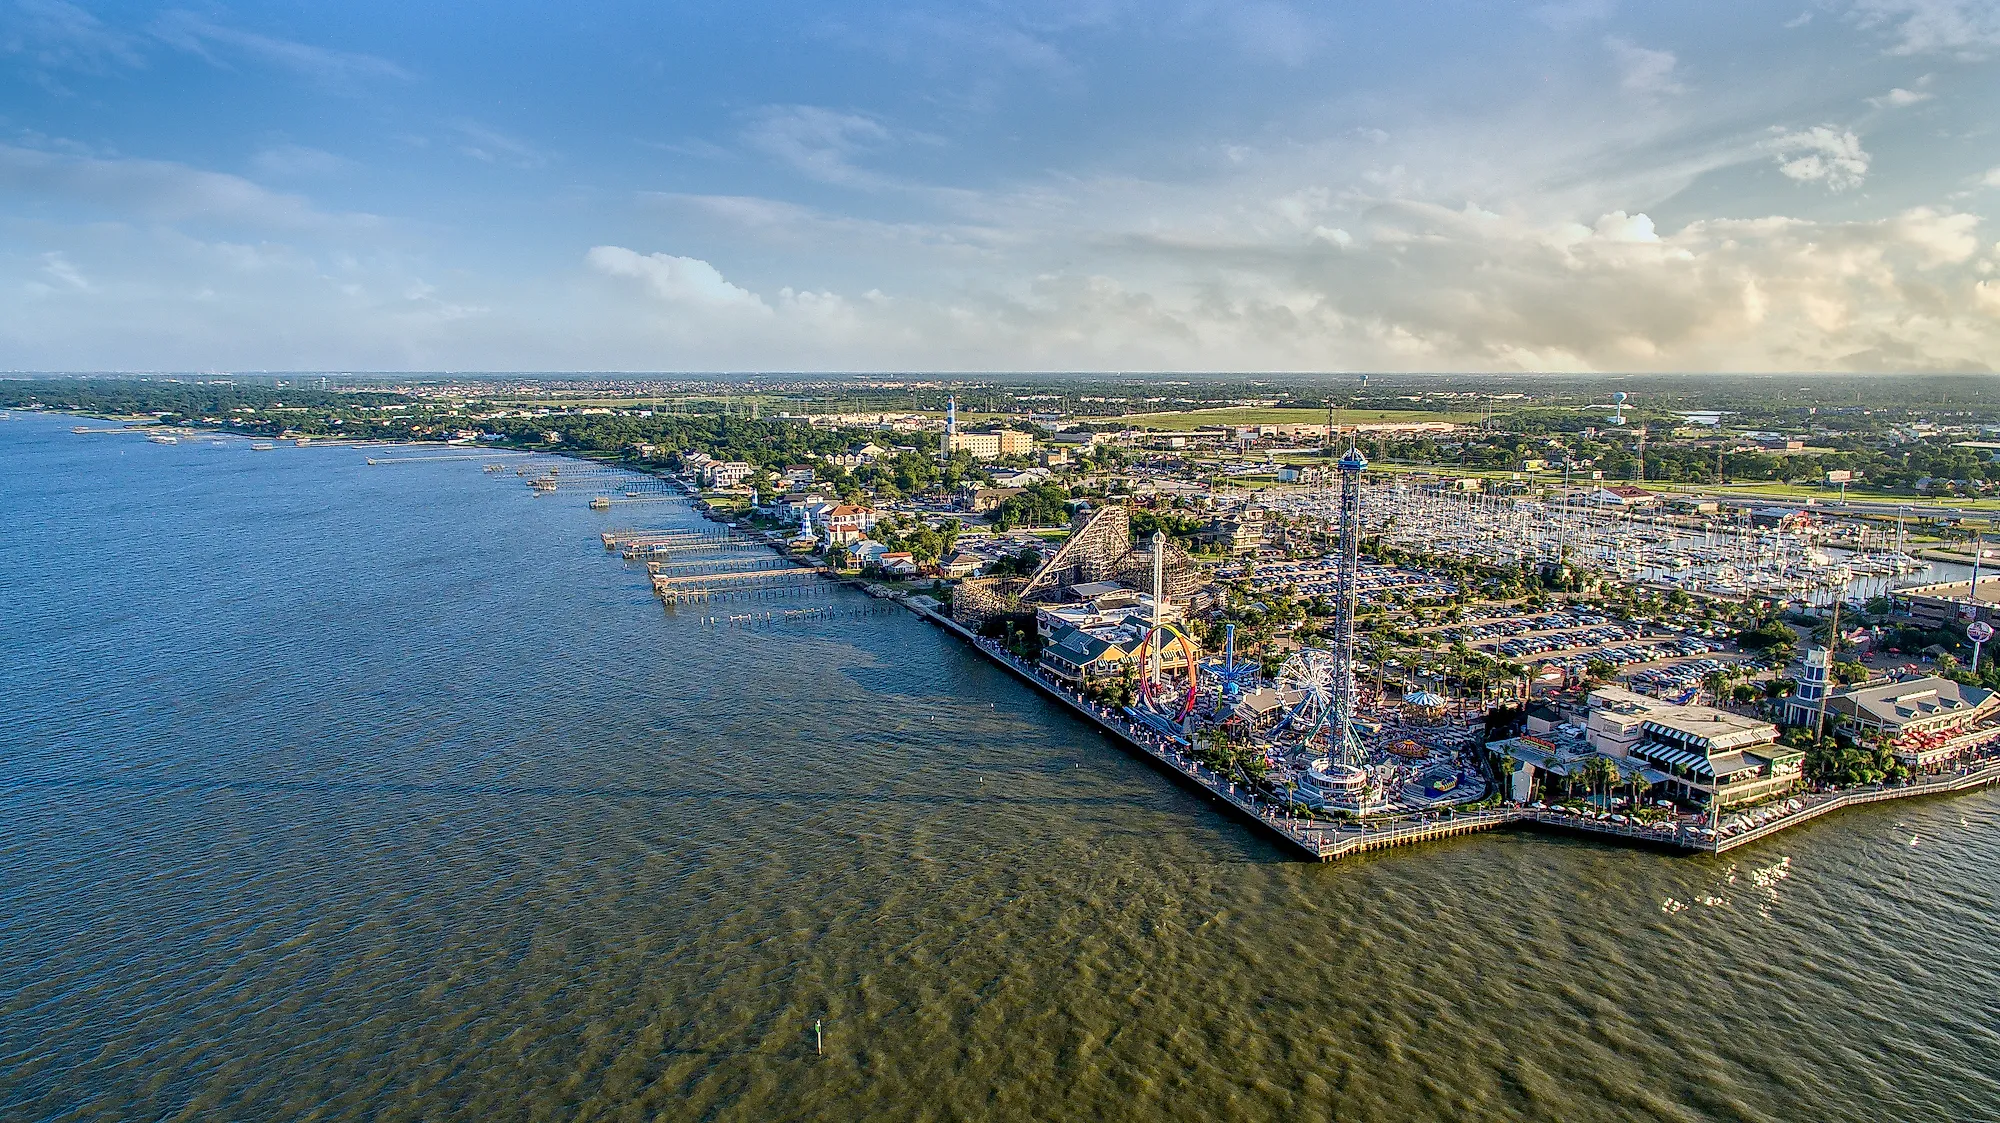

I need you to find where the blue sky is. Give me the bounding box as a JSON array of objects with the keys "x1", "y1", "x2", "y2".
[{"x1": 4, "y1": 1, "x2": 2000, "y2": 372}]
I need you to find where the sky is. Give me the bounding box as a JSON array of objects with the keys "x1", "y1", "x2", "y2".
[{"x1": 3, "y1": 1, "x2": 2000, "y2": 374}]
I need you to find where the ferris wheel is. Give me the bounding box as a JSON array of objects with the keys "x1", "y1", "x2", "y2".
[{"x1": 1274, "y1": 649, "x2": 1340, "y2": 737}]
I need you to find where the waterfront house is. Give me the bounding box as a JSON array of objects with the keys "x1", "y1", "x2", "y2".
[
  {"x1": 877, "y1": 551, "x2": 920, "y2": 577},
  {"x1": 700, "y1": 460, "x2": 754, "y2": 488},
  {"x1": 823, "y1": 504, "x2": 879, "y2": 544},
  {"x1": 938, "y1": 550, "x2": 983, "y2": 578}
]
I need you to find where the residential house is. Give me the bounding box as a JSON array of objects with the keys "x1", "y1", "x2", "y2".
[
  {"x1": 958, "y1": 486, "x2": 1024, "y2": 513},
  {"x1": 700, "y1": 460, "x2": 754, "y2": 488},
  {"x1": 992, "y1": 467, "x2": 1051, "y2": 488},
  {"x1": 823, "y1": 504, "x2": 879, "y2": 544}
]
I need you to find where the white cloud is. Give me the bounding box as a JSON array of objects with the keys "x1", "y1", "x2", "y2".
[
  {"x1": 450, "y1": 122, "x2": 548, "y2": 169},
  {"x1": 150, "y1": 10, "x2": 410, "y2": 85},
  {"x1": 585, "y1": 246, "x2": 770, "y2": 314},
  {"x1": 11, "y1": 202, "x2": 1998, "y2": 374},
  {"x1": 0, "y1": 142, "x2": 366, "y2": 228},
  {"x1": 1592, "y1": 211, "x2": 1660, "y2": 242},
  {"x1": 742, "y1": 105, "x2": 901, "y2": 187},
  {"x1": 643, "y1": 192, "x2": 1005, "y2": 257},
  {"x1": 250, "y1": 144, "x2": 350, "y2": 179},
  {"x1": 38, "y1": 250, "x2": 89, "y2": 290},
  {"x1": 1847, "y1": 0, "x2": 2000, "y2": 56},
  {"x1": 1533, "y1": 0, "x2": 1615, "y2": 31},
  {"x1": 1607, "y1": 38, "x2": 1683, "y2": 96},
  {"x1": 1769, "y1": 126, "x2": 1871, "y2": 189},
  {"x1": 569, "y1": 206, "x2": 1999, "y2": 374},
  {"x1": 2, "y1": 0, "x2": 144, "y2": 77},
  {"x1": 1981, "y1": 166, "x2": 2000, "y2": 187},
  {"x1": 1868, "y1": 85, "x2": 1934, "y2": 106}
]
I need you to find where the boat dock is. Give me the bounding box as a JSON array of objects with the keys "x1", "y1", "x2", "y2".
[{"x1": 651, "y1": 566, "x2": 827, "y2": 603}]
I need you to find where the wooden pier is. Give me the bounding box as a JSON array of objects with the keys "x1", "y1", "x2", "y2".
[
  {"x1": 651, "y1": 565, "x2": 827, "y2": 603},
  {"x1": 603, "y1": 528, "x2": 739, "y2": 552}
]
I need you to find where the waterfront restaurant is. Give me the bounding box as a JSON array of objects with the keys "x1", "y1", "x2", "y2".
[
  {"x1": 1825, "y1": 676, "x2": 1997, "y2": 740},
  {"x1": 1823, "y1": 676, "x2": 2000, "y2": 769},
  {"x1": 1584, "y1": 687, "x2": 1800, "y2": 808}
]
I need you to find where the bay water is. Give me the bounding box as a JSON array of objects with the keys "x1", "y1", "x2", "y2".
[{"x1": 3, "y1": 411, "x2": 1996, "y2": 1122}]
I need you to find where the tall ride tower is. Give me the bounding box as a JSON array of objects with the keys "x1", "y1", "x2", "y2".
[
  {"x1": 939, "y1": 395, "x2": 958, "y2": 461},
  {"x1": 1331, "y1": 446, "x2": 1368, "y2": 764}
]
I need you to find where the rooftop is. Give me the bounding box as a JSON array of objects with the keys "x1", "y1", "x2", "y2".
[
  {"x1": 1589, "y1": 686, "x2": 1777, "y2": 751},
  {"x1": 1836, "y1": 675, "x2": 1995, "y2": 727}
]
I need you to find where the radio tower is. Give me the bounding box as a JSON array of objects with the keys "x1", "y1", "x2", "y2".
[{"x1": 1331, "y1": 443, "x2": 1368, "y2": 765}]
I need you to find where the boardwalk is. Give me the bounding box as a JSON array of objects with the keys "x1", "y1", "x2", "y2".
[{"x1": 894, "y1": 597, "x2": 2000, "y2": 863}]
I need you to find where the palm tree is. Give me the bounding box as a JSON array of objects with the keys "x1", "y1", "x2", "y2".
[{"x1": 1627, "y1": 763, "x2": 1650, "y2": 814}]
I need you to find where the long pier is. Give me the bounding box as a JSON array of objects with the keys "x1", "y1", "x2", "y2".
[
  {"x1": 604, "y1": 528, "x2": 738, "y2": 552},
  {"x1": 648, "y1": 556, "x2": 801, "y2": 576},
  {"x1": 651, "y1": 565, "x2": 827, "y2": 603},
  {"x1": 367, "y1": 452, "x2": 533, "y2": 464}
]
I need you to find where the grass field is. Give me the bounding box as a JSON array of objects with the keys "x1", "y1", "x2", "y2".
[{"x1": 1115, "y1": 407, "x2": 1481, "y2": 429}]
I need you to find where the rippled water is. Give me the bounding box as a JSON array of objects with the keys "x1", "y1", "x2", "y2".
[{"x1": 3, "y1": 412, "x2": 1998, "y2": 1123}]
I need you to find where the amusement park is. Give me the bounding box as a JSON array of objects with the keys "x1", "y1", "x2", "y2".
[{"x1": 954, "y1": 444, "x2": 1491, "y2": 825}]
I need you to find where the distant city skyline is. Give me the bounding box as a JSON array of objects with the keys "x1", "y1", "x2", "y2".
[{"x1": 4, "y1": 1, "x2": 1999, "y2": 373}]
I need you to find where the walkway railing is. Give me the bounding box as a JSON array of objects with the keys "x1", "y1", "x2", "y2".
[
  {"x1": 1713, "y1": 761, "x2": 2000, "y2": 852},
  {"x1": 887, "y1": 593, "x2": 2000, "y2": 863}
]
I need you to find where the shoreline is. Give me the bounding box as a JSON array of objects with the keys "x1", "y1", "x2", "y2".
[{"x1": 666, "y1": 469, "x2": 2000, "y2": 863}]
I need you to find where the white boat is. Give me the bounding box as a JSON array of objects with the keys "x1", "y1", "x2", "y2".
[
  {"x1": 148, "y1": 434, "x2": 179, "y2": 445},
  {"x1": 251, "y1": 442, "x2": 275, "y2": 451}
]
